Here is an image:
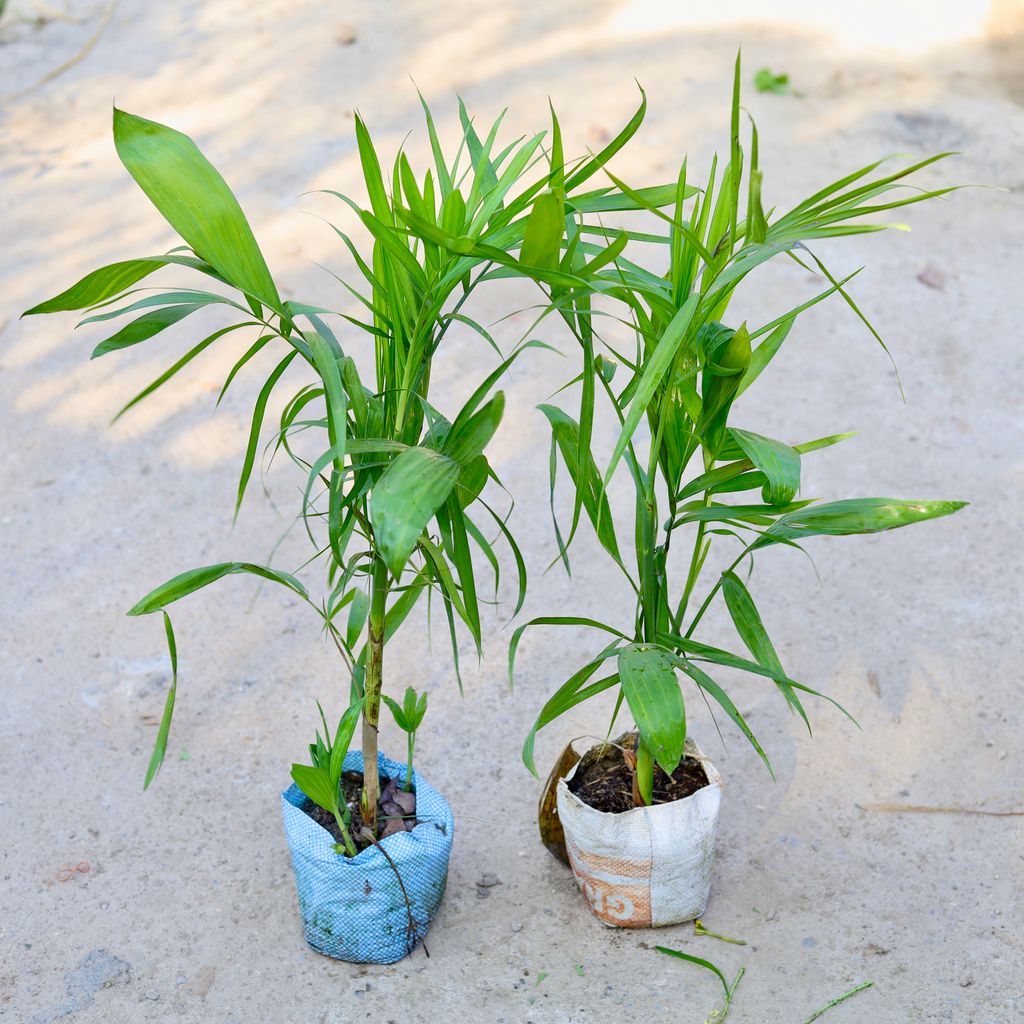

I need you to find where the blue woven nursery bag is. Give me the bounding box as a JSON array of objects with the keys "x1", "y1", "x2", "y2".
[{"x1": 281, "y1": 749, "x2": 454, "y2": 963}]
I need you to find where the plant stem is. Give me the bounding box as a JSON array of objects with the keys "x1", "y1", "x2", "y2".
[
  {"x1": 361, "y1": 556, "x2": 389, "y2": 832},
  {"x1": 635, "y1": 736, "x2": 654, "y2": 806},
  {"x1": 801, "y1": 981, "x2": 873, "y2": 1024},
  {"x1": 405, "y1": 733, "x2": 415, "y2": 792},
  {"x1": 684, "y1": 547, "x2": 749, "y2": 639},
  {"x1": 332, "y1": 807, "x2": 358, "y2": 858},
  {"x1": 674, "y1": 518, "x2": 707, "y2": 632}
]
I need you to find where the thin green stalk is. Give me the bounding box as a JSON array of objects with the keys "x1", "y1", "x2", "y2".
[
  {"x1": 361, "y1": 556, "x2": 389, "y2": 829},
  {"x1": 801, "y1": 981, "x2": 873, "y2": 1024},
  {"x1": 405, "y1": 732, "x2": 415, "y2": 792},
  {"x1": 331, "y1": 807, "x2": 358, "y2": 857},
  {"x1": 707, "y1": 966, "x2": 745, "y2": 1024},
  {"x1": 672, "y1": 454, "x2": 716, "y2": 632},
  {"x1": 684, "y1": 546, "x2": 749, "y2": 639},
  {"x1": 674, "y1": 518, "x2": 708, "y2": 632}
]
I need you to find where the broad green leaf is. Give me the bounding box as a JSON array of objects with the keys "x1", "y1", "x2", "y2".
[
  {"x1": 128, "y1": 562, "x2": 308, "y2": 616},
  {"x1": 371, "y1": 447, "x2": 459, "y2": 576},
  {"x1": 382, "y1": 694, "x2": 409, "y2": 732},
  {"x1": 442, "y1": 495, "x2": 482, "y2": 653},
  {"x1": 729, "y1": 428, "x2": 800, "y2": 504},
  {"x1": 455, "y1": 454, "x2": 489, "y2": 508},
  {"x1": 143, "y1": 611, "x2": 177, "y2": 790},
  {"x1": 78, "y1": 289, "x2": 242, "y2": 324},
  {"x1": 113, "y1": 109, "x2": 281, "y2": 310},
  {"x1": 353, "y1": 114, "x2": 393, "y2": 224},
  {"x1": 761, "y1": 498, "x2": 967, "y2": 543},
  {"x1": 617, "y1": 644, "x2": 686, "y2": 774},
  {"x1": 345, "y1": 590, "x2": 369, "y2": 648},
  {"x1": 520, "y1": 190, "x2": 564, "y2": 270},
  {"x1": 290, "y1": 763, "x2": 338, "y2": 813}
]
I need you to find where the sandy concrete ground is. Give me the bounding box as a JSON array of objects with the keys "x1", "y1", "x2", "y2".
[{"x1": 1, "y1": 2, "x2": 1022, "y2": 1022}]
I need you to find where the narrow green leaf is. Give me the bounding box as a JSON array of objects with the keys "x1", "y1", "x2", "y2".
[
  {"x1": 143, "y1": 611, "x2": 177, "y2": 790},
  {"x1": 605, "y1": 293, "x2": 700, "y2": 487},
  {"x1": 235, "y1": 351, "x2": 298, "y2": 517},
  {"x1": 655, "y1": 946, "x2": 730, "y2": 998},
  {"x1": 443, "y1": 391, "x2": 504, "y2": 465},
  {"x1": 23, "y1": 258, "x2": 174, "y2": 316},
  {"x1": 113, "y1": 322, "x2": 249, "y2": 422},
  {"x1": 128, "y1": 562, "x2": 308, "y2": 616},
  {"x1": 538, "y1": 403, "x2": 620, "y2": 563},
  {"x1": 721, "y1": 571, "x2": 807, "y2": 728},
  {"x1": 673, "y1": 657, "x2": 773, "y2": 777},
  {"x1": 761, "y1": 498, "x2": 967, "y2": 543},
  {"x1": 328, "y1": 697, "x2": 365, "y2": 784},
  {"x1": 90, "y1": 304, "x2": 205, "y2": 359}
]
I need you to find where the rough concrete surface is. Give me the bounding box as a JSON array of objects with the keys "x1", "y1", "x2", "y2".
[{"x1": 1, "y1": 2, "x2": 1022, "y2": 1022}]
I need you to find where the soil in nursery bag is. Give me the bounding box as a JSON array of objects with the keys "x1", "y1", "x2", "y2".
[
  {"x1": 567, "y1": 739, "x2": 709, "y2": 814},
  {"x1": 302, "y1": 773, "x2": 418, "y2": 851}
]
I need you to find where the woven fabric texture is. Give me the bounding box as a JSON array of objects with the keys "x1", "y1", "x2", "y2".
[{"x1": 281, "y1": 750, "x2": 454, "y2": 963}]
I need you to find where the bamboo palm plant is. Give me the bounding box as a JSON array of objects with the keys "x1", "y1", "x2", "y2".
[
  {"x1": 509, "y1": 59, "x2": 967, "y2": 803},
  {"x1": 24, "y1": 96, "x2": 672, "y2": 839}
]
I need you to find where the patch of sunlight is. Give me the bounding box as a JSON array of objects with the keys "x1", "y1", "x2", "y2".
[{"x1": 606, "y1": 0, "x2": 992, "y2": 54}]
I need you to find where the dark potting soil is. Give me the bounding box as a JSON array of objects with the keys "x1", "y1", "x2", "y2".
[
  {"x1": 302, "y1": 771, "x2": 418, "y2": 852},
  {"x1": 567, "y1": 736, "x2": 709, "y2": 814}
]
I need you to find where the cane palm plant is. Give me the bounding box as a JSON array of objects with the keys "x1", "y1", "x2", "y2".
[
  {"x1": 24, "y1": 95, "x2": 676, "y2": 838},
  {"x1": 510, "y1": 57, "x2": 967, "y2": 803}
]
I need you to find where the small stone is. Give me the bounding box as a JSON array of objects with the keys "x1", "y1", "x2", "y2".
[
  {"x1": 510, "y1": 921, "x2": 522, "y2": 933},
  {"x1": 477, "y1": 872, "x2": 501, "y2": 888},
  {"x1": 144, "y1": 990, "x2": 160, "y2": 1001},
  {"x1": 916, "y1": 264, "x2": 947, "y2": 290}
]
